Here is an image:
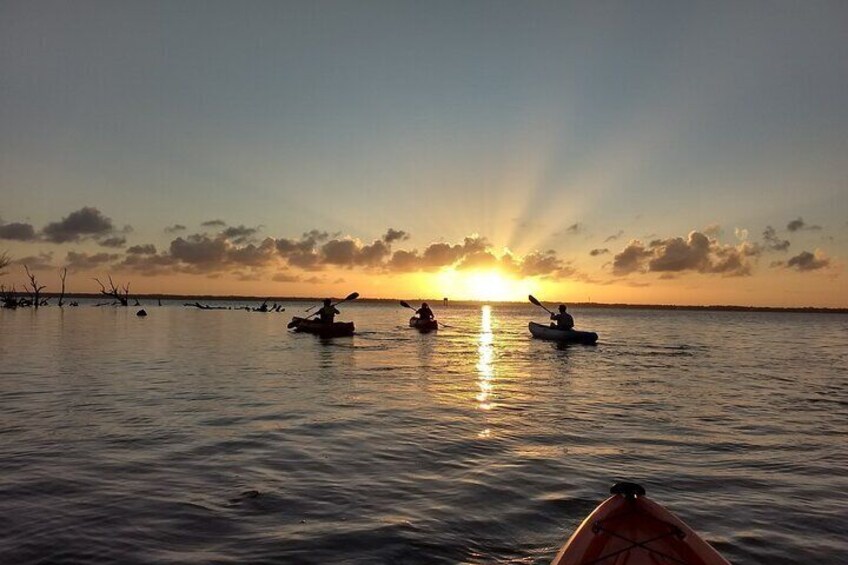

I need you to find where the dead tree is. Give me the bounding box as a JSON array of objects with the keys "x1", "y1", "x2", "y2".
[
  {"x1": 94, "y1": 275, "x2": 130, "y2": 306},
  {"x1": 1, "y1": 284, "x2": 21, "y2": 309},
  {"x1": 0, "y1": 251, "x2": 10, "y2": 277},
  {"x1": 24, "y1": 265, "x2": 47, "y2": 309},
  {"x1": 58, "y1": 267, "x2": 68, "y2": 307}
]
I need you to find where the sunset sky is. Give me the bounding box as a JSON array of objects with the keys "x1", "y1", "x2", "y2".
[{"x1": 1, "y1": 2, "x2": 846, "y2": 306}]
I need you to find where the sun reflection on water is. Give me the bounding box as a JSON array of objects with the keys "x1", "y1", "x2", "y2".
[{"x1": 476, "y1": 305, "x2": 495, "y2": 412}]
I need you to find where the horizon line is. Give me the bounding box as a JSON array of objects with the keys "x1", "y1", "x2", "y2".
[{"x1": 8, "y1": 291, "x2": 847, "y2": 314}]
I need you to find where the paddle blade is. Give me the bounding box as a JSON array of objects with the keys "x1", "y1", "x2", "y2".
[
  {"x1": 345, "y1": 292, "x2": 359, "y2": 301},
  {"x1": 286, "y1": 319, "x2": 299, "y2": 329},
  {"x1": 529, "y1": 294, "x2": 542, "y2": 307},
  {"x1": 400, "y1": 300, "x2": 412, "y2": 309}
]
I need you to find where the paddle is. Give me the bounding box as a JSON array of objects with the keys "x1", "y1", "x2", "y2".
[
  {"x1": 305, "y1": 292, "x2": 359, "y2": 319},
  {"x1": 289, "y1": 292, "x2": 359, "y2": 328},
  {"x1": 529, "y1": 294, "x2": 555, "y2": 316}
]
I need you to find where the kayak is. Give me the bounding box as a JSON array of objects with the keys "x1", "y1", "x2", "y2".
[
  {"x1": 287, "y1": 316, "x2": 355, "y2": 338},
  {"x1": 551, "y1": 482, "x2": 730, "y2": 565},
  {"x1": 529, "y1": 322, "x2": 598, "y2": 344},
  {"x1": 409, "y1": 316, "x2": 438, "y2": 333}
]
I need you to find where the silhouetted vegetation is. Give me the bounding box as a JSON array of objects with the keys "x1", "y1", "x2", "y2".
[
  {"x1": 94, "y1": 275, "x2": 132, "y2": 306},
  {"x1": 24, "y1": 266, "x2": 48, "y2": 309},
  {"x1": 58, "y1": 268, "x2": 68, "y2": 307},
  {"x1": 185, "y1": 299, "x2": 285, "y2": 312}
]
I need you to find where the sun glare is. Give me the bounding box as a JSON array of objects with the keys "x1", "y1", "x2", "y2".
[{"x1": 435, "y1": 269, "x2": 532, "y2": 302}]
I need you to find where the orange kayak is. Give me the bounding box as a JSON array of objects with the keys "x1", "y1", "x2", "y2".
[{"x1": 551, "y1": 483, "x2": 730, "y2": 565}]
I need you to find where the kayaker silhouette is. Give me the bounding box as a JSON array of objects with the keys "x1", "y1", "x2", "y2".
[
  {"x1": 550, "y1": 304, "x2": 574, "y2": 330},
  {"x1": 415, "y1": 302, "x2": 435, "y2": 321},
  {"x1": 318, "y1": 298, "x2": 340, "y2": 324}
]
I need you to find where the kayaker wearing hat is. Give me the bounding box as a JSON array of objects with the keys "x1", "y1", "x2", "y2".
[{"x1": 550, "y1": 304, "x2": 574, "y2": 330}]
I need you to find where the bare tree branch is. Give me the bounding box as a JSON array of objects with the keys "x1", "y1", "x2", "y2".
[
  {"x1": 94, "y1": 274, "x2": 130, "y2": 306},
  {"x1": 58, "y1": 267, "x2": 68, "y2": 307},
  {"x1": 24, "y1": 265, "x2": 47, "y2": 309},
  {"x1": 0, "y1": 251, "x2": 10, "y2": 276}
]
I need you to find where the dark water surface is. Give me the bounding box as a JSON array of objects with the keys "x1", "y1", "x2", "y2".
[{"x1": 1, "y1": 303, "x2": 846, "y2": 564}]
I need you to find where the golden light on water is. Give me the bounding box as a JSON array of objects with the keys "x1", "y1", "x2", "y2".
[{"x1": 476, "y1": 305, "x2": 494, "y2": 411}]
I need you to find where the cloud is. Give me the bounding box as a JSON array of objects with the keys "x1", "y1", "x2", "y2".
[
  {"x1": 613, "y1": 241, "x2": 653, "y2": 275},
  {"x1": 781, "y1": 250, "x2": 831, "y2": 271},
  {"x1": 703, "y1": 224, "x2": 722, "y2": 237},
  {"x1": 0, "y1": 222, "x2": 37, "y2": 241},
  {"x1": 563, "y1": 223, "x2": 582, "y2": 235},
  {"x1": 201, "y1": 219, "x2": 227, "y2": 227},
  {"x1": 165, "y1": 224, "x2": 186, "y2": 233},
  {"x1": 383, "y1": 228, "x2": 409, "y2": 243},
  {"x1": 109, "y1": 224, "x2": 578, "y2": 282},
  {"x1": 516, "y1": 250, "x2": 563, "y2": 277},
  {"x1": 786, "y1": 217, "x2": 822, "y2": 232},
  {"x1": 127, "y1": 244, "x2": 157, "y2": 255},
  {"x1": 590, "y1": 248, "x2": 609, "y2": 256},
  {"x1": 272, "y1": 271, "x2": 301, "y2": 283},
  {"x1": 613, "y1": 231, "x2": 758, "y2": 277},
  {"x1": 222, "y1": 225, "x2": 259, "y2": 244},
  {"x1": 11, "y1": 252, "x2": 55, "y2": 270},
  {"x1": 604, "y1": 230, "x2": 624, "y2": 243},
  {"x1": 98, "y1": 236, "x2": 127, "y2": 248},
  {"x1": 42, "y1": 207, "x2": 117, "y2": 243},
  {"x1": 762, "y1": 226, "x2": 790, "y2": 252},
  {"x1": 387, "y1": 249, "x2": 421, "y2": 272},
  {"x1": 64, "y1": 251, "x2": 121, "y2": 271}
]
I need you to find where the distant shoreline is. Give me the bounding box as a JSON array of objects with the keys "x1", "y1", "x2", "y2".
[{"x1": 14, "y1": 292, "x2": 848, "y2": 314}]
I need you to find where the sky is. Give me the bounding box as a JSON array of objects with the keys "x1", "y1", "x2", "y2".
[{"x1": 1, "y1": 1, "x2": 846, "y2": 306}]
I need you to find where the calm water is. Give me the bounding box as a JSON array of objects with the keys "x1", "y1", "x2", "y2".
[{"x1": 1, "y1": 302, "x2": 846, "y2": 564}]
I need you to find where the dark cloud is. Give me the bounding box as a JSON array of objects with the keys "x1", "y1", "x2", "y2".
[
  {"x1": 564, "y1": 223, "x2": 582, "y2": 235},
  {"x1": 127, "y1": 244, "x2": 157, "y2": 255},
  {"x1": 613, "y1": 232, "x2": 756, "y2": 277},
  {"x1": 784, "y1": 250, "x2": 830, "y2": 271},
  {"x1": 516, "y1": 250, "x2": 563, "y2": 277},
  {"x1": 165, "y1": 224, "x2": 186, "y2": 233},
  {"x1": 387, "y1": 250, "x2": 421, "y2": 272},
  {"x1": 98, "y1": 236, "x2": 127, "y2": 248},
  {"x1": 272, "y1": 271, "x2": 301, "y2": 283},
  {"x1": 275, "y1": 230, "x2": 329, "y2": 271},
  {"x1": 0, "y1": 222, "x2": 37, "y2": 241},
  {"x1": 42, "y1": 207, "x2": 116, "y2": 243},
  {"x1": 786, "y1": 217, "x2": 822, "y2": 232},
  {"x1": 170, "y1": 235, "x2": 228, "y2": 265},
  {"x1": 604, "y1": 230, "x2": 624, "y2": 243},
  {"x1": 457, "y1": 250, "x2": 500, "y2": 270},
  {"x1": 65, "y1": 251, "x2": 121, "y2": 271},
  {"x1": 110, "y1": 226, "x2": 576, "y2": 281},
  {"x1": 201, "y1": 219, "x2": 227, "y2": 227},
  {"x1": 383, "y1": 228, "x2": 409, "y2": 243},
  {"x1": 762, "y1": 226, "x2": 790, "y2": 252},
  {"x1": 11, "y1": 252, "x2": 55, "y2": 270},
  {"x1": 590, "y1": 248, "x2": 609, "y2": 256},
  {"x1": 613, "y1": 241, "x2": 652, "y2": 275},
  {"x1": 222, "y1": 225, "x2": 259, "y2": 244}
]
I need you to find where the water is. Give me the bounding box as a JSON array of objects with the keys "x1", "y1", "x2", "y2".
[{"x1": 1, "y1": 302, "x2": 846, "y2": 564}]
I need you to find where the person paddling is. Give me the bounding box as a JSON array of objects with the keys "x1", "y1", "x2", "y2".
[
  {"x1": 415, "y1": 302, "x2": 435, "y2": 322},
  {"x1": 318, "y1": 298, "x2": 340, "y2": 324},
  {"x1": 550, "y1": 304, "x2": 574, "y2": 330}
]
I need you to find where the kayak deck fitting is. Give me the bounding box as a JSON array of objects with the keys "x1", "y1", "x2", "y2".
[{"x1": 550, "y1": 482, "x2": 729, "y2": 565}]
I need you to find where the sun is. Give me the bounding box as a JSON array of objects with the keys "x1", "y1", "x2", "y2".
[{"x1": 434, "y1": 268, "x2": 533, "y2": 302}]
